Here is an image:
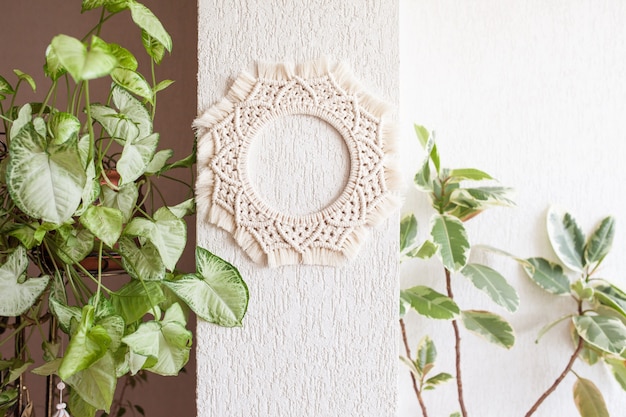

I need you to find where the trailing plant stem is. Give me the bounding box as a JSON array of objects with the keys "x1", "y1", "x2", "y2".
[
  {"x1": 524, "y1": 301, "x2": 584, "y2": 417},
  {"x1": 399, "y1": 318, "x2": 429, "y2": 417},
  {"x1": 446, "y1": 268, "x2": 468, "y2": 417}
]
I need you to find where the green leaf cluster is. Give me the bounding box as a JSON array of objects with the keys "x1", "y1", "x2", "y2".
[
  {"x1": 0, "y1": 2, "x2": 248, "y2": 417},
  {"x1": 401, "y1": 126, "x2": 517, "y2": 350},
  {"x1": 513, "y1": 208, "x2": 626, "y2": 414}
]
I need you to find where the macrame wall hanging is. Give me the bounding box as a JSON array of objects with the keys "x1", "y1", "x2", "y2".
[{"x1": 194, "y1": 58, "x2": 402, "y2": 267}]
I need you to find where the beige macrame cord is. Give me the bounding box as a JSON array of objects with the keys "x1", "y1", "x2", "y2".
[{"x1": 194, "y1": 58, "x2": 402, "y2": 267}]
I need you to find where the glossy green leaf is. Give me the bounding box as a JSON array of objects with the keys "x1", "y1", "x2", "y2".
[
  {"x1": 584, "y1": 216, "x2": 615, "y2": 266},
  {"x1": 49, "y1": 296, "x2": 82, "y2": 333},
  {"x1": 400, "y1": 286, "x2": 459, "y2": 320},
  {"x1": 122, "y1": 303, "x2": 191, "y2": 376},
  {"x1": 128, "y1": 1, "x2": 172, "y2": 52},
  {"x1": 58, "y1": 305, "x2": 112, "y2": 380},
  {"x1": 461, "y1": 263, "x2": 519, "y2": 313},
  {"x1": 141, "y1": 31, "x2": 165, "y2": 64},
  {"x1": 0, "y1": 75, "x2": 14, "y2": 96},
  {"x1": 80, "y1": 206, "x2": 123, "y2": 248},
  {"x1": 400, "y1": 213, "x2": 418, "y2": 255},
  {"x1": 32, "y1": 358, "x2": 62, "y2": 376},
  {"x1": 461, "y1": 310, "x2": 515, "y2": 349},
  {"x1": 0, "y1": 389, "x2": 18, "y2": 414},
  {"x1": 124, "y1": 207, "x2": 185, "y2": 270},
  {"x1": 44, "y1": 43, "x2": 66, "y2": 80},
  {"x1": 573, "y1": 315, "x2": 626, "y2": 355},
  {"x1": 108, "y1": 43, "x2": 138, "y2": 71},
  {"x1": 416, "y1": 335, "x2": 436, "y2": 376},
  {"x1": 117, "y1": 132, "x2": 159, "y2": 185},
  {"x1": 145, "y1": 149, "x2": 173, "y2": 174},
  {"x1": 447, "y1": 168, "x2": 493, "y2": 182},
  {"x1": 110, "y1": 280, "x2": 165, "y2": 323},
  {"x1": 7, "y1": 123, "x2": 86, "y2": 224},
  {"x1": 154, "y1": 79, "x2": 175, "y2": 93},
  {"x1": 593, "y1": 284, "x2": 626, "y2": 317},
  {"x1": 414, "y1": 124, "x2": 439, "y2": 173},
  {"x1": 49, "y1": 112, "x2": 80, "y2": 145},
  {"x1": 111, "y1": 68, "x2": 153, "y2": 103},
  {"x1": 0, "y1": 246, "x2": 50, "y2": 316},
  {"x1": 522, "y1": 257, "x2": 571, "y2": 295},
  {"x1": 573, "y1": 377, "x2": 609, "y2": 417},
  {"x1": 118, "y1": 237, "x2": 166, "y2": 282},
  {"x1": 164, "y1": 247, "x2": 249, "y2": 327},
  {"x1": 413, "y1": 131, "x2": 434, "y2": 191},
  {"x1": 101, "y1": 183, "x2": 139, "y2": 223},
  {"x1": 430, "y1": 214, "x2": 470, "y2": 272},
  {"x1": 10, "y1": 104, "x2": 32, "y2": 141},
  {"x1": 53, "y1": 226, "x2": 95, "y2": 265},
  {"x1": 167, "y1": 198, "x2": 195, "y2": 219},
  {"x1": 81, "y1": 0, "x2": 127, "y2": 11},
  {"x1": 605, "y1": 357, "x2": 626, "y2": 391},
  {"x1": 51, "y1": 35, "x2": 117, "y2": 82},
  {"x1": 424, "y1": 372, "x2": 453, "y2": 388},
  {"x1": 112, "y1": 85, "x2": 152, "y2": 137},
  {"x1": 13, "y1": 69, "x2": 36, "y2": 92},
  {"x1": 66, "y1": 352, "x2": 117, "y2": 412},
  {"x1": 547, "y1": 207, "x2": 585, "y2": 272},
  {"x1": 68, "y1": 388, "x2": 97, "y2": 417}
]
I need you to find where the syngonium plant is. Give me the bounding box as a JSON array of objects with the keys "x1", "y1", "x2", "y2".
[
  {"x1": 399, "y1": 125, "x2": 517, "y2": 417},
  {"x1": 0, "y1": 1, "x2": 249, "y2": 416}
]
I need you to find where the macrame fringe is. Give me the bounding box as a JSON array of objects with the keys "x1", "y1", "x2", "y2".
[{"x1": 233, "y1": 227, "x2": 266, "y2": 265}]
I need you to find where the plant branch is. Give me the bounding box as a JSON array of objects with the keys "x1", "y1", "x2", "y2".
[
  {"x1": 446, "y1": 268, "x2": 468, "y2": 417},
  {"x1": 524, "y1": 300, "x2": 585, "y2": 417},
  {"x1": 399, "y1": 318, "x2": 429, "y2": 417},
  {"x1": 524, "y1": 334, "x2": 583, "y2": 416}
]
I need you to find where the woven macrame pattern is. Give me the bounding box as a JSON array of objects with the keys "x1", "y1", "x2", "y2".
[{"x1": 194, "y1": 59, "x2": 402, "y2": 267}]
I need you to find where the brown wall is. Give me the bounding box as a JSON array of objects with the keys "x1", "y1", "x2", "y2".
[{"x1": 0, "y1": 2, "x2": 198, "y2": 416}]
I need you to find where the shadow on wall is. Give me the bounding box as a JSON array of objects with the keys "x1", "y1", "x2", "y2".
[{"x1": 0, "y1": 1, "x2": 198, "y2": 416}]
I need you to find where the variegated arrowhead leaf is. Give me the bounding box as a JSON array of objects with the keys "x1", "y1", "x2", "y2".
[{"x1": 0, "y1": 246, "x2": 49, "y2": 316}]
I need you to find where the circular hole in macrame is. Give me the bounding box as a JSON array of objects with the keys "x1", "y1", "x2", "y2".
[
  {"x1": 246, "y1": 114, "x2": 350, "y2": 217},
  {"x1": 194, "y1": 58, "x2": 402, "y2": 267}
]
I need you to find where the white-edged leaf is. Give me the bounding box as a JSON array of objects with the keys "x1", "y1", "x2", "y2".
[
  {"x1": 605, "y1": 357, "x2": 626, "y2": 391},
  {"x1": 400, "y1": 286, "x2": 459, "y2": 320},
  {"x1": 430, "y1": 214, "x2": 470, "y2": 272},
  {"x1": 128, "y1": 1, "x2": 172, "y2": 52},
  {"x1": 163, "y1": 247, "x2": 248, "y2": 327},
  {"x1": 448, "y1": 168, "x2": 493, "y2": 181},
  {"x1": 573, "y1": 315, "x2": 626, "y2": 355},
  {"x1": 0, "y1": 246, "x2": 49, "y2": 316},
  {"x1": 461, "y1": 263, "x2": 519, "y2": 312},
  {"x1": 593, "y1": 284, "x2": 626, "y2": 318},
  {"x1": 584, "y1": 216, "x2": 615, "y2": 266},
  {"x1": 461, "y1": 310, "x2": 515, "y2": 349},
  {"x1": 547, "y1": 207, "x2": 585, "y2": 272},
  {"x1": 400, "y1": 213, "x2": 418, "y2": 255},
  {"x1": 522, "y1": 257, "x2": 571, "y2": 295},
  {"x1": 416, "y1": 335, "x2": 437, "y2": 375},
  {"x1": 573, "y1": 377, "x2": 609, "y2": 417}
]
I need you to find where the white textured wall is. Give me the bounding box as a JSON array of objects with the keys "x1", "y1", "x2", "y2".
[
  {"x1": 196, "y1": 1, "x2": 398, "y2": 417},
  {"x1": 400, "y1": 1, "x2": 626, "y2": 416}
]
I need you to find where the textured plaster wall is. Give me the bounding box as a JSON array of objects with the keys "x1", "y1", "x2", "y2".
[
  {"x1": 196, "y1": 1, "x2": 398, "y2": 417},
  {"x1": 399, "y1": 1, "x2": 626, "y2": 416}
]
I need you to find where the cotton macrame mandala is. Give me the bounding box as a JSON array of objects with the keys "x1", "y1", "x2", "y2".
[{"x1": 194, "y1": 58, "x2": 402, "y2": 267}]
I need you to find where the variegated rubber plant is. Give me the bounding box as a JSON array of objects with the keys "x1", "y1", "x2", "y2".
[
  {"x1": 499, "y1": 208, "x2": 626, "y2": 417},
  {"x1": 0, "y1": 2, "x2": 249, "y2": 417},
  {"x1": 399, "y1": 125, "x2": 517, "y2": 417}
]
